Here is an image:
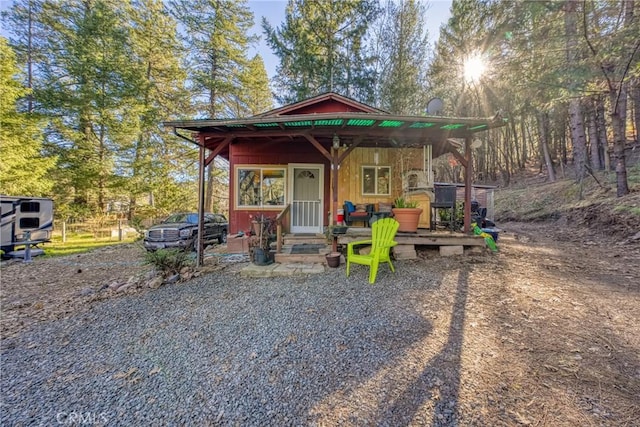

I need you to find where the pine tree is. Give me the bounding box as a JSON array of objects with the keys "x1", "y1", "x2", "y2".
[
  {"x1": 263, "y1": 0, "x2": 379, "y2": 104},
  {"x1": 170, "y1": 0, "x2": 259, "y2": 212},
  {"x1": 373, "y1": 0, "x2": 430, "y2": 114},
  {"x1": 123, "y1": 0, "x2": 195, "y2": 219},
  {"x1": 0, "y1": 37, "x2": 55, "y2": 196}
]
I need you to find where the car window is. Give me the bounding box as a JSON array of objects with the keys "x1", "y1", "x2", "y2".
[
  {"x1": 215, "y1": 214, "x2": 227, "y2": 223},
  {"x1": 163, "y1": 213, "x2": 198, "y2": 224}
]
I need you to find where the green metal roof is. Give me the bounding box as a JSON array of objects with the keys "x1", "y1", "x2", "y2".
[{"x1": 166, "y1": 112, "x2": 506, "y2": 136}]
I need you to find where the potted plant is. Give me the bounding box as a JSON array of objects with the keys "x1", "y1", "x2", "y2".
[
  {"x1": 392, "y1": 196, "x2": 423, "y2": 232},
  {"x1": 325, "y1": 251, "x2": 342, "y2": 268}
]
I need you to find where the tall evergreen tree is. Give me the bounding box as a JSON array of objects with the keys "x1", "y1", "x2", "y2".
[
  {"x1": 263, "y1": 0, "x2": 379, "y2": 104},
  {"x1": 26, "y1": 0, "x2": 140, "y2": 213},
  {"x1": 123, "y1": 0, "x2": 194, "y2": 218},
  {"x1": 170, "y1": 0, "x2": 259, "y2": 212},
  {"x1": 373, "y1": 0, "x2": 430, "y2": 114},
  {"x1": 236, "y1": 55, "x2": 274, "y2": 116},
  {"x1": 0, "y1": 37, "x2": 55, "y2": 196}
]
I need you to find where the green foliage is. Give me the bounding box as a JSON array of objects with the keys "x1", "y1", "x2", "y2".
[
  {"x1": 170, "y1": 0, "x2": 258, "y2": 118},
  {"x1": 393, "y1": 197, "x2": 419, "y2": 208},
  {"x1": 263, "y1": 0, "x2": 379, "y2": 104},
  {"x1": 0, "y1": 37, "x2": 56, "y2": 196},
  {"x1": 143, "y1": 248, "x2": 193, "y2": 276},
  {"x1": 373, "y1": 0, "x2": 430, "y2": 114},
  {"x1": 438, "y1": 201, "x2": 464, "y2": 226}
]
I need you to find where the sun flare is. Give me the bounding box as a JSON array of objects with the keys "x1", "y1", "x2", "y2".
[{"x1": 464, "y1": 55, "x2": 486, "y2": 83}]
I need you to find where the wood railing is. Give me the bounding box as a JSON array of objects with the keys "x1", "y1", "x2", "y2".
[{"x1": 275, "y1": 204, "x2": 291, "y2": 253}]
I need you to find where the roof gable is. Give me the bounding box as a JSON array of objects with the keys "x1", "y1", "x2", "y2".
[{"x1": 254, "y1": 92, "x2": 387, "y2": 117}]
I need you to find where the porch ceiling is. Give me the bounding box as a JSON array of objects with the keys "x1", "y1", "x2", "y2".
[{"x1": 165, "y1": 112, "x2": 507, "y2": 157}]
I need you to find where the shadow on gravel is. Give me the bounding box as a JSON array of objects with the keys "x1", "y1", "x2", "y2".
[{"x1": 380, "y1": 268, "x2": 469, "y2": 425}]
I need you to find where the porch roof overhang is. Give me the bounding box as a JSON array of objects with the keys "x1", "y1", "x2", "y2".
[{"x1": 164, "y1": 112, "x2": 507, "y2": 158}]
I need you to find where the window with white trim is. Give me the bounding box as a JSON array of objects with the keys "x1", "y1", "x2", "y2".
[
  {"x1": 362, "y1": 166, "x2": 391, "y2": 196},
  {"x1": 237, "y1": 167, "x2": 286, "y2": 207}
]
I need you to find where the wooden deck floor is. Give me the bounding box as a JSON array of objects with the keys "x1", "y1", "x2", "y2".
[{"x1": 336, "y1": 227, "x2": 486, "y2": 247}]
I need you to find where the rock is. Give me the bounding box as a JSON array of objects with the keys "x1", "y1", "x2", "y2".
[
  {"x1": 108, "y1": 281, "x2": 124, "y2": 291},
  {"x1": 117, "y1": 282, "x2": 135, "y2": 292},
  {"x1": 165, "y1": 274, "x2": 180, "y2": 284},
  {"x1": 180, "y1": 271, "x2": 193, "y2": 281},
  {"x1": 147, "y1": 276, "x2": 163, "y2": 289},
  {"x1": 79, "y1": 287, "x2": 94, "y2": 296},
  {"x1": 180, "y1": 266, "x2": 191, "y2": 275}
]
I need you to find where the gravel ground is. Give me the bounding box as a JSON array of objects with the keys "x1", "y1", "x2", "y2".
[
  {"x1": 2, "y1": 260, "x2": 465, "y2": 426},
  {"x1": 1, "y1": 224, "x2": 639, "y2": 426}
]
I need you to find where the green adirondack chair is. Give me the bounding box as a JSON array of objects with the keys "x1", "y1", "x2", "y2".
[{"x1": 346, "y1": 217, "x2": 399, "y2": 284}]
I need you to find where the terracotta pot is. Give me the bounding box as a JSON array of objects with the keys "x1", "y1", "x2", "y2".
[
  {"x1": 326, "y1": 252, "x2": 341, "y2": 268},
  {"x1": 391, "y1": 208, "x2": 423, "y2": 233}
]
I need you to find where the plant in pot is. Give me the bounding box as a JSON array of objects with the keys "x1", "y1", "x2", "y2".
[{"x1": 391, "y1": 196, "x2": 423, "y2": 233}]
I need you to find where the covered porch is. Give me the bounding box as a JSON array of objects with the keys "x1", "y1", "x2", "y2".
[{"x1": 164, "y1": 93, "x2": 507, "y2": 266}]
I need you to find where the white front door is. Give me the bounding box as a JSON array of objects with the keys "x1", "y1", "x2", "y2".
[{"x1": 289, "y1": 164, "x2": 323, "y2": 234}]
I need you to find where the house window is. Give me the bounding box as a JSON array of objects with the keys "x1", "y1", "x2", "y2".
[
  {"x1": 362, "y1": 166, "x2": 391, "y2": 196},
  {"x1": 237, "y1": 167, "x2": 286, "y2": 207}
]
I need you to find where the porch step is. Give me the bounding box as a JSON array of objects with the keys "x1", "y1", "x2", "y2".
[
  {"x1": 274, "y1": 242, "x2": 332, "y2": 265},
  {"x1": 274, "y1": 252, "x2": 329, "y2": 264},
  {"x1": 282, "y1": 233, "x2": 327, "y2": 246}
]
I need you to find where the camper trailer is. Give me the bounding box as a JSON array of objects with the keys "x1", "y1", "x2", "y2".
[{"x1": 1, "y1": 195, "x2": 53, "y2": 256}]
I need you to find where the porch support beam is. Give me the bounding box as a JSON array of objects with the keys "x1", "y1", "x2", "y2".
[
  {"x1": 463, "y1": 137, "x2": 473, "y2": 233},
  {"x1": 338, "y1": 137, "x2": 362, "y2": 164},
  {"x1": 446, "y1": 140, "x2": 468, "y2": 169},
  {"x1": 204, "y1": 136, "x2": 232, "y2": 167},
  {"x1": 196, "y1": 143, "x2": 206, "y2": 267},
  {"x1": 302, "y1": 133, "x2": 332, "y2": 162}
]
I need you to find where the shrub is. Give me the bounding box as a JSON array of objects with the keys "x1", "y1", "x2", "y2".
[{"x1": 144, "y1": 249, "x2": 192, "y2": 276}]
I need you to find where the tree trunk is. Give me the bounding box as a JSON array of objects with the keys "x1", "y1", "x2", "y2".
[
  {"x1": 565, "y1": 0, "x2": 588, "y2": 192},
  {"x1": 587, "y1": 100, "x2": 602, "y2": 170},
  {"x1": 520, "y1": 117, "x2": 528, "y2": 167},
  {"x1": 205, "y1": 164, "x2": 214, "y2": 212},
  {"x1": 595, "y1": 96, "x2": 609, "y2": 170},
  {"x1": 632, "y1": 78, "x2": 640, "y2": 143},
  {"x1": 610, "y1": 85, "x2": 630, "y2": 196},
  {"x1": 537, "y1": 111, "x2": 556, "y2": 182}
]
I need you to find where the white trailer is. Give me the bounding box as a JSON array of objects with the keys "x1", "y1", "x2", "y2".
[{"x1": 1, "y1": 195, "x2": 53, "y2": 257}]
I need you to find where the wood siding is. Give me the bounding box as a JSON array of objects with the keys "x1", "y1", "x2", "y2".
[
  {"x1": 229, "y1": 140, "x2": 330, "y2": 233},
  {"x1": 337, "y1": 147, "x2": 426, "y2": 206}
]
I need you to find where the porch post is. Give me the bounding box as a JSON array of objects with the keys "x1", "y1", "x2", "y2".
[
  {"x1": 197, "y1": 143, "x2": 206, "y2": 267},
  {"x1": 463, "y1": 137, "x2": 473, "y2": 233},
  {"x1": 331, "y1": 147, "x2": 339, "y2": 251}
]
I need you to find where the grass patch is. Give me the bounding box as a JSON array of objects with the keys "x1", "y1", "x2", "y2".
[{"x1": 41, "y1": 233, "x2": 138, "y2": 257}]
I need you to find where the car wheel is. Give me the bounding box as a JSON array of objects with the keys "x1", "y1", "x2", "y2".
[{"x1": 218, "y1": 229, "x2": 227, "y2": 244}]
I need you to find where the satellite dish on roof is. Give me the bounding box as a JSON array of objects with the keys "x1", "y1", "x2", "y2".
[{"x1": 426, "y1": 97, "x2": 444, "y2": 115}]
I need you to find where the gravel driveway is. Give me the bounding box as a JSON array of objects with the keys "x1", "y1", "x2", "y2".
[
  {"x1": 2, "y1": 224, "x2": 639, "y2": 426},
  {"x1": 2, "y1": 259, "x2": 470, "y2": 426}
]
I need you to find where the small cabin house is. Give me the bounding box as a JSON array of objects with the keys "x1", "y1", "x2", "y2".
[{"x1": 165, "y1": 93, "x2": 506, "y2": 242}]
